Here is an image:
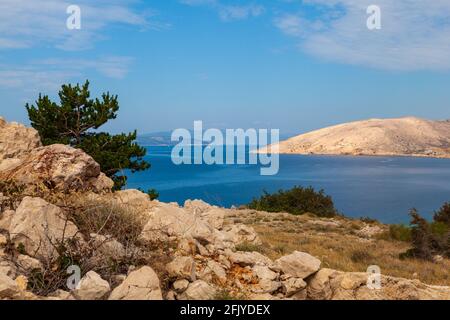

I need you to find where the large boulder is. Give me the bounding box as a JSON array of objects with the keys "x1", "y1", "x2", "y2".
[
  {"x1": 0, "y1": 144, "x2": 113, "y2": 192},
  {"x1": 274, "y1": 251, "x2": 321, "y2": 279},
  {"x1": 109, "y1": 266, "x2": 162, "y2": 300},
  {"x1": 8, "y1": 197, "x2": 80, "y2": 260},
  {"x1": 140, "y1": 204, "x2": 214, "y2": 243},
  {"x1": 0, "y1": 117, "x2": 41, "y2": 162},
  {"x1": 73, "y1": 271, "x2": 111, "y2": 300}
]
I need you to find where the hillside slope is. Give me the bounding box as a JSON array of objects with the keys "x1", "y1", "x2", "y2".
[{"x1": 258, "y1": 117, "x2": 450, "y2": 158}]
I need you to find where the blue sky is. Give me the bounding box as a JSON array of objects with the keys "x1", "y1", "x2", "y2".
[{"x1": 1, "y1": 0, "x2": 450, "y2": 135}]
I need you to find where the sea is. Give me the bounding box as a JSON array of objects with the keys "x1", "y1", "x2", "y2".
[{"x1": 125, "y1": 146, "x2": 450, "y2": 224}]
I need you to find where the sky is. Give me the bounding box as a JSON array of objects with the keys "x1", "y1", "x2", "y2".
[{"x1": 0, "y1": 0, "x2": 450, "y2": 135}]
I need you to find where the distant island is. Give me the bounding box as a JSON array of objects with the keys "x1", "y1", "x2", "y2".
[{"x1": 258, "y1": 117, "x2": 450, "y2": 158}]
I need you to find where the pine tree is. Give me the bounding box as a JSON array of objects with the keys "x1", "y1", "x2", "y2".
[{"x1": 26, "y1": 80, "x2": 150, "y2": 189}]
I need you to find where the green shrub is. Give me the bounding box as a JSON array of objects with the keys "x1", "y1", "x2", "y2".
[
  {"x1": 433, "y1": 202, "x2": 450, "y2": 227},
  {"x1": 401, "y1": 208, "x2": 450, "y2": 260},
  {"x1": 248, "y1": 186, "x2": 337, "y2": 217},
  {"x1": 389, "y1": 224, "x2": 412, "y2": 242}
]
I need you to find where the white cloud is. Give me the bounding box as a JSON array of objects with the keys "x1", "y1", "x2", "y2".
[
  {"x1": 274, "y1": 0, "x2": 450, "y2": 71},
  {"x1": 180, "y1": 0, "x2": 265, "y2": 21},
  {"x1": 0, "y1": 0, "x2": 161, "y2": 51},
  {"x1": 0, "y1": 56, "x2": 133, "y2": 94}
]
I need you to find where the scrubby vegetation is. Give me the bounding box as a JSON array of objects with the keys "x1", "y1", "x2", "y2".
[
  {"x1": 248, "y1": 186, "x2": 337, "y2": 217},
  {"x1": 401, "y1": 206, "x2": 450, "y2": 260}
]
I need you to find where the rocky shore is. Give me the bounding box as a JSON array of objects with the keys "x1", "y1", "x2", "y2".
[{"x1": 1, "y1": 117, "x2": 449, "y2": 300}]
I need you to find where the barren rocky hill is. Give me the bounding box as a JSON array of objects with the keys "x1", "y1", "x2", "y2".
[
  {"x1": 258, "y1": 117, "x2": 450, "y2": 158},
  {"x1": 1, "y1": 116, "x2": 449, "y2": 300}
]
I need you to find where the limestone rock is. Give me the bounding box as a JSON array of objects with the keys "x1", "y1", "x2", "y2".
[
  {"x1": 17, "y1": 254, "x2": 43, "y2": 272},
  {"x1": 0, "y1": 273, "x2": 20, "y2": 299},
  {"x1": 173, "y1": 279, "x2": 190, "y2": 293},
  {"x1": 90, "y1": 233, "x2": 126, "y2": 259},
  {"x1": 0, "y1": 117, "x2": 41, "y2": 161},
  {"x1": 8, "y1": 197, "x2": 79, "y2": 260},
  {"x1": 140, "y1": 204, "x2": 213, "y2": 243},
  {"x1": 184, "y1": 199, "x2": 213, "y2": 214},
  {"x1": 222, "y1": 224, "x2": 261, "y2": 246},
  {"x1": 275, "y1": 251, "x2": 321, "y2": 279},
  {"x1": 252, "y1": 265, "x2": 278, "y2": 281},
  {"x1": 0, "y1": 210, "x2": 14, "y2": 230},
  {"x1": 199, "y1": 260, "x2": 227, "y2": 284},
  {"x1": 200, "y1": 208, "x2": 225, "y2": 230},
  {"x1": 0, "y1": 144, "x2": 113, "y2": 192},
  {"x1": 109, "y1": 266, "x2": 162, "y2": 300},
  {"x1": 227, "y1": 251, "x2": 272, "y2": 267},
  {"x1": 177, "y1": 280, "x2": 216, "y2": 300},
  {"x1": 282, "y1": 277, "x2": 307, "y2": 297},
  {"x1": 74, "y1": 271, "x2": 111, "y2": 300},
  {"x1": 307, "y1": 268, "x2": 337, "y2": 300},
  {"x1": 48, "y1": 290, "x2": 75, "y2": 300},
  {"x1": 166, "y1": 256, "x2": 196, "y2": 281}
]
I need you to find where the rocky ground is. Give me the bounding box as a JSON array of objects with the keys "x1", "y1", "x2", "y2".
[{"x1": 1, "y1": 116, "x2": 449, "y2": 300}]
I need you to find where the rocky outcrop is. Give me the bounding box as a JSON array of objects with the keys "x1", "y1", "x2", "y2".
[
  {"x1": 0, "y1": 144, "x2": 113, "y2": 192},
  {"x1": 0, "y1": 117, "x2": 41, "y2": 162},
  {"x1": 258, "y1": 117, "x2": 450, "y2": 158}
]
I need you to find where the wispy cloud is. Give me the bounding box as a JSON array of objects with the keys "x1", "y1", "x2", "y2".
[
  {"x1": 0, "y1": 56, "x2": 133, "y2": 94},
  {"x1": 180, "y1": 0, "x2": 265, "y2": 21},
  {"x1": 0, "y1": 0, "x2": 164, "y2": 51},
  {"x1": 274, "y1": 0, "x2": 450, "y2": 71}
]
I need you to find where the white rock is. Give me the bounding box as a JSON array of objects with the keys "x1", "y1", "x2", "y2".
[
  {"x1": 252, "y1": 265, "x2": 278, "y2": 281},
  {"x1": 109, "y1": 266, "x2": 162, "y2": 300},
  {"x1": 173, "y1": 279, "x2": 190, "y2": 293},
  {"x1": 199, "y1": 260, "x2": 227, "y2": 284},
  {"x1": 140, "y1": 204, "x2": 214, "y2": 243},
  {"x1": 0, "y1": 273, "x2": 20, "y2": 299},
  {"x1": 166, "y1": 256, "x2": 196, "y2": 281},
  {"x1": 275, "y1": 251, "x2": 321, "y2": 279},
  {"x1": 0, "y1": 144, "x2": 113, "y2": 192},
  {"x1": 282, "y1": 277, "x2": 307, "y2": 297},
  {"x1": 74, "y1": 271, "x2": 111, "y2": 300},
  {"x1": 184, "y1": 199, "x2": 213, "y2": 214},
  {"x1": 8, "y1": 197, "x2": 79, "y2": 260},
  {"x1": 48, "y1": 289, "x2": 75, "y2": 300},
  {"x1": 177, "y1": 280, "x2": 216, "y2": 300},
  {"x1": 255, "y1": 279, "x2": 282, "y2": 294},
  {"x1": 17, "y1": 254, "x2": 43, "y2": 272},
  {"x1": 0, "y1": 210, "x2": 14, "y2": 230},
  {"x1": 200, "y1": 208, "x2": 225, "y2": 230},
  {"x1": 227, "y1": 251, "x2": 272, "y2": 267},
  {"x1": 90, "y1": 233, "x2": 126, "y2": 259},
  {"x1": 0, "y1": 117, "x2": 41, "y2": 161},
  {"x1": 223, "y1": 224, "x2": 261, "y2": 245}
]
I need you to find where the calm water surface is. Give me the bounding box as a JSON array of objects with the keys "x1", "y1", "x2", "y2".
[{"x1": 126, "y1": 146, "x2": 450, "y2": 224}]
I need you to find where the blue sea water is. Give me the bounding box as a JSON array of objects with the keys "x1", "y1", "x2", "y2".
[{"x1": 126, "y1": 146, "x2": 450, "y2": 224}]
